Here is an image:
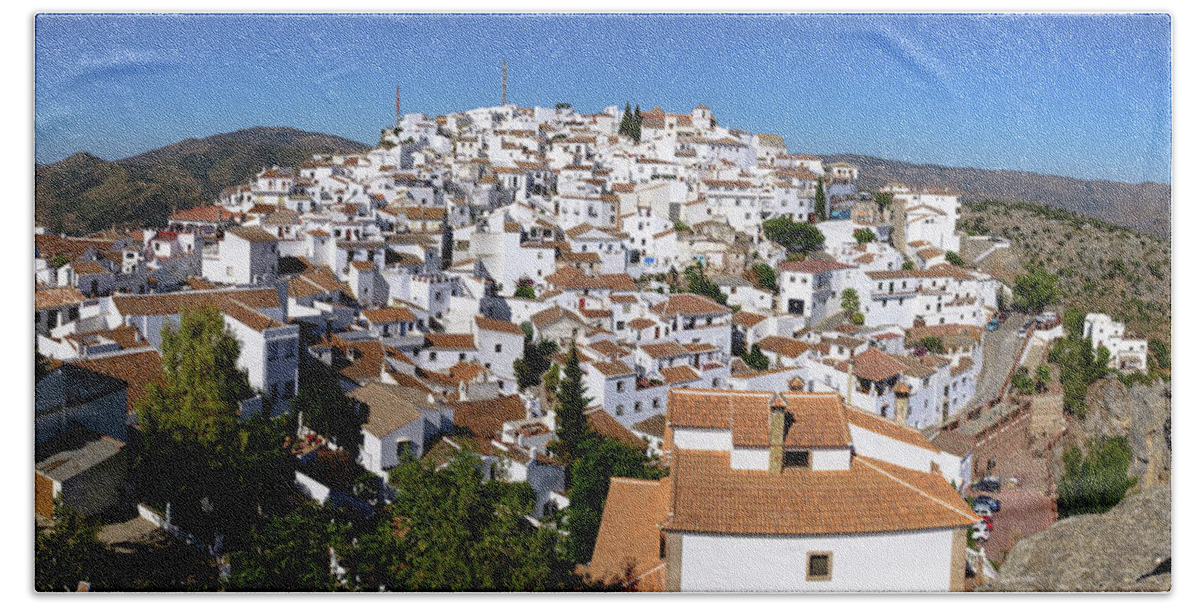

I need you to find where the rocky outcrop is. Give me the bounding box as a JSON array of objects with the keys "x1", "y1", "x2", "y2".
[
  {"x1": 1082, "y1": 378, "x2": 1171, "y2": 489},
  {"x1": 993, "y1": 484, "x2": 1170, "y2": 592}
]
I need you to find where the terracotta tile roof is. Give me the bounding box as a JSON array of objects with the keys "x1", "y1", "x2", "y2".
[
  {"x1": 530, "y1": 306, "x2": 585, "y2": 329},
  {"x1": 580, "y1": 308, "x2": 612, "y2": 319},
  {"x1": 666, "y1": 388, "x2": 774, "y2": 429},
  {"x1": 227, "y1": 226, "x2": 277, "y2": 243},
  {"x1": 609, "y1": 294, "x2": 638, "y2": 304},
  {"x1": 453, "y1": 394, "x2": 526, "y2": 441},
  {"x1": 350, "y1": 382, "x2": 438, "y2": 437},
  {"x1": 70, "y1": 261, "x2": 108, "y2": 275},
  {"x1": 640, "y1": 341, "x2": 690, "y2": 360},
  {"x1": 587, "y1": 340, "x2": 630, "y2": 359},
  {"x1": 362, "y1": 307, "x2": 417, "y2": 324},
  {"x1": 865, "y1": 264, "x2": 975, "y2": 281},
  {"x1": 660, "y1": 365, "x2": 701, "y2": 385},
  {"x1": 545, "y1": 267, "x2": 637, "y2": 292},
  {"x1": 682, "y1": 343, "x2": 718, "y2": 354},
  {"x1": 591, "y1": 359, "x2": 636, "y2": 378},
  {"x1": 474, "y1": 315, "x2": 523, "y2": 336},
  {"x1": 731, "y1": 310, "x2": 768, "y2": 327},
  {"x1": 628, "y1": 318, "x2": 656, "y2": 330},
  {"x1": 633, "y1": 414, "x2": 666, "y2": 437},
  {"x1": 586, "y1": 477, "x2": 670, "y2": 590},
  {"x1": 777, "y1": 259, "x2": 855, "y2": 274},
  {"x1": 424, "y1": 333, "x2": 476, "y2": 350},
  {"x1": 219, "y1": 298, "x2": 284, "y2": 332},
  {"x1": 777, "y1": 392, "x2": 853, "y2": 448},
  {"x1": 169, "y1": 205, "x2": 241, "y2": 223},
  {"x1": 850, "y1": 348, "x2": 910, "y2": 382},
  {"x1": 35, "y1": 286, "x2": 85, "y2": 310},
  {"x1": 74, "y1": 349, "x2": 164, "y2": 412},
  {"x1": 843, "y1": 405, "x2": 938, "y2": 451},
  {"x1": 587, "y1": 407, "x2": 645, "y2": 449},
  {"x1": 755, "y1": 335, "x2": 809, "y2": 358},
  {"x1": 663, "y1": 450, "x2": 977, "y2": 536},
  {"x1": 112, "y1": 288, "x2": 280, "y2": 317},
  {"x1": 648, "y1": 294, "x2": 731, "y2": 317}
]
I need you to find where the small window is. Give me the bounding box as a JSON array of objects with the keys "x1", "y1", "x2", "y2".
[
  {"x1": 494, "y1": 344, "x2": 502, "y2": 353},
  {"x1": 459, "y1": 353, "x2": 467, "y2": 361},
  {"x1": 806, "y1": 552, "x2": 832, "y2": 582},
  {"x1": 784, "y1": 450, "x2": 810, "y2": 469}
]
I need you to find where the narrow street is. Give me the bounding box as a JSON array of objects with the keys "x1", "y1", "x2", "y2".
[{"x1": 965, "y1": 313, "x2": 1030, "y2": 411}]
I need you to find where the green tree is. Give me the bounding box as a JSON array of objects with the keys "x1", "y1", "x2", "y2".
[
  {"x1": 853, "y1": 228, "x2": 876, "y2": 245},
  {"x1": 917, "y1": 336, "x2": 945, "y2": 354},
  {"x1": 356, "y1": 452, "x2": 577, "y2": 591},
  {"x1": 513, "y1": 284, "x2": 536, "y2": 299},
  {"x1": 1012, "y1": 267, "x2": 1060, "y2": 313},
  {"x1": 632, "y1": 104, "x2": 642, "y2": 143},
  {"x1": 1056, "y1": 436, "x2": 1137, "y2": 517},
  {"x1": 740, "y1": 344, "x2": 769, "y2": 371},
  {"x1": 618, "y1": 103, "x2": 634, "y2": 140},
  {"x1": 226, "y1": 503, "x2": 346, "y2": 591},
  {"x1": 35, "y1": 501, "x2": 108, "y2": 591},
  {"x1": 814, "y1": 178, "x2": 827, "y2": 221},
  {"x1": 49, "y1": 252, "x2": 71, "y2": 268},
  {"x1": 1148, "y1": 338, "x2": 1170, "y2": 370},
  {"x1": 762, "y1": 216, "x2": 825, "y2": 254},
  {"x1": 1011, "y1": 366, "x2": 1035, "y2": 395},
  {"x1": 901, "y1": 260, "x2": 916, "y2": 271},
  {"x1": 1063, "y1": 307, "x2": 1085, "y2": 340},
  {"x1": 551, "y1": 343, "x2": 593, "y2": 468},
  {"x1": 840, "y1": 288, "x2": 860, "y2": 314},
  {"x1": 749, "y1": 263, "x2": 777, "y2": 292},
  {"x1": 562, "y1": 437, "x2": 665, "y2": 564},
  {"x1": 944, "y1": 251, "x2": 965, "y2": 266},
  {"x1": 440, "y1": 222, "x2": 454, "y2": 270},
  {"x1": 682, "y1": 262, "x2": 728, "y2": 305},
  {"x1": 1035, "y1": 364, "x2": 1052, "y2": 393},
  {"x1": 873, "y1": 191, "x2": 893, "y2": 216},
  {"x1": 291, "y1": 352, "x2": 363, "y2": 456},
  {"x1": 514, "y1": 334, "x2": 558, "y2": 390}
]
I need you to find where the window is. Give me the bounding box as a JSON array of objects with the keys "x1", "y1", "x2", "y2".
[
  {"x1": 616, "y1": 381, "x2": 625, "y2": 392},
  {"x1": 806, "y1": 552, "x2": 833, "y2": 582},
  {"x1": 495, "y1": 344, "x2": 503, "y2": 353},
  {"x1": 634, "y1": 401, "x2": 643, "y2": 412},
  {"x1": 615, "y1": 404, "x2": 625, "y2": 415},
  {"x1": 783, "y1": 450, "x2": 810, "y2": 469},
  {"x1": 429, "y1": 352, "x2": 438, "y2": 362},
  {"x1": 652, "y1": 398, "x2": 660, "y2": 409},
  {"x1": 459, "y1": 353, "x2": 467, "y2": 361}
]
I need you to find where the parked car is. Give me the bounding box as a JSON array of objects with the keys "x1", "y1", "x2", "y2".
[
  {"x1": 973, "y1": 504, "x2": 993, "y2": 517},
  {"x1": 972, "y1": 522, "x2": 991, "y2": 541},
  {"x1": 973, "y1": 495, "x2": 1002, "y2": 512},
  {"x1": 978, "y1": 516, "x2": 994, "y2": 532},
  {"x1": 998, "y1": 312, "x2": 1009, "y2": 322},
  {"x1": 971, "y1": 477, "x2": 1001, "y2": 492},
  {"x1": 985, "y1": 319, "x2": 1001, "y2": 331}
]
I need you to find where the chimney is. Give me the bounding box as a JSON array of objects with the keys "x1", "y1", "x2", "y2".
[
  {"x1": 768, "y1": 405, "x2": 786, "y2": 475},
  {"x1": 894, "y1": 382, "x2": 910, "y2": 425}
]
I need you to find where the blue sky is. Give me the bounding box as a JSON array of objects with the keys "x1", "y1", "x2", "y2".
[{"x1": 35, "y1": 13, "x2": 1171, "y2": 184}]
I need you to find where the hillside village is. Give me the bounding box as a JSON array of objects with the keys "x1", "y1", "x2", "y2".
[{"x1": 34, "y1": 101, "x2": 1163, "y2": 591}]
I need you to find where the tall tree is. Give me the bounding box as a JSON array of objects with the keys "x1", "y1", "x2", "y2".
[
  {"x1": 763, "y1": 216, "x2": 825, "y2": 254},
  {"x1": 814, "y1": 178, "x2": 827, "y2": 221},
  {"x1": 562, "y1": 437, "x2": 664, "y2": 563},
  {"x1": 618, "y1": 103, "x2": 634, "y2": 140},
  {"x1": 226, "y1": 503, "x2": 346, "y2": 591},
  {"x1": 1012, "y1": 267, "x2": 1060, "y2": 313},
  {"x1": 440, "y1": 221, "x2": 454, "y2": 270},
  {"x1": 741, "y1": 344, "x2": 770, "y2": 371},
  {"x1": 682, "y1": 262, "x2": 728, "y2": 305},
  {"x1": 35, "y1": 501, "x2": 108, "y2": 591},
  {"x1": 551, "y1": 343, "x2": 593, "y2": 467},
  {"x1": 632, "y1": 104, "x2": 643, "y2": 143}
]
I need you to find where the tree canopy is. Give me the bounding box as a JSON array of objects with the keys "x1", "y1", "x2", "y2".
[
  {"x1": 1057, "y1": 436, "x2": 1137, "y2": 518},
  {"x1": 740, "y1": 344, "x2": 769, "y2": 371},
  {"x1": 763, "y1": 216, "x2": 825, "y2": 254},
  {"x1": 227, "y1": 503, "x2": 347, "y2": 591},
  {"x1": 550, "y1": 343, "x2": 592, "y2": 468},
  {"x1": 853, "y1": 228, "x2": 877, "y2": 245},
  {"x1": 35, "y1": 501, "x2": 108, "y2": 591},
  {"x1": 814, "y1": 179, "x2": 827, "y2": 221},
  {"x1": 562, "y1": 436, "x2": 665, "y2": 564},
  {"x1": 1012, "y1": 267, "x2": 1060, "y2": 313},
  {"x1": 749, "y1": 262, "x2": 777, "y2": 292},
  {"x1": 682, "y1": 262, "x2": 728, "y2": 305}
]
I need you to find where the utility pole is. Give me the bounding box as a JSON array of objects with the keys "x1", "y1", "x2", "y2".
[
  {"x1": 395, "y1": 84, "x2": 401, "y2": 128},
  {"x1": 501, "y1": 61, "x2": 508, "y2": 106}
]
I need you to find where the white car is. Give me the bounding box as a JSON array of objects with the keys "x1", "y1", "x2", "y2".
[{"x1": 972, "y1": 522, "x2": 991, "y2": 541}]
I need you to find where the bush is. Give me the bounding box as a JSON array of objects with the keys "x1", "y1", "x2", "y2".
[
  {"x1": 1056, "y1": 436, "x2": 1137, "y2": 517},
  {"x1": 945, "y1": 251, "x2": 965, "y2": 266},
  {"x1": 853, "y1": 228, "x2": 876, "y2": 245}
]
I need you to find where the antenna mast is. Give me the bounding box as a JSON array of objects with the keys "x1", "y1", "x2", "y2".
[{"x1": 501, "y1": 61, "x2": 508, "y2": 106}]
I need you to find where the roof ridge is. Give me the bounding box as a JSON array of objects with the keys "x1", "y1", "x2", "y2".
[{"x1": 857, "y1": 456, "x2": 978, "y2": 523}]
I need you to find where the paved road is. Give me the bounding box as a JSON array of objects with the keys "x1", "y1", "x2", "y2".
[{"x1": 965, "y1": 314, "x2": 1030, "y2": 411}]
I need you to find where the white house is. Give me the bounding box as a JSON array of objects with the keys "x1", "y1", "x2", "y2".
[{"x1": 1083, "y1": 313, "x2": 1149, "y2": 371}]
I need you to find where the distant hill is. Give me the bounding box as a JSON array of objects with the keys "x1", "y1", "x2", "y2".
[
  {"x1": 35, "y1": 127, "x2": 368, "y2": 235},
  {"x1": 823, "y1": 154, "x2": 1171, "y2": 239}
]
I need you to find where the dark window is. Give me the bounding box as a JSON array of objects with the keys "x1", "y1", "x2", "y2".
[
  {"x1": 807, "y1": 552, "x2": 832, "y2": 581},
  {"x1": 783, "y1": 450, "x2": 810, "y2": 469}
]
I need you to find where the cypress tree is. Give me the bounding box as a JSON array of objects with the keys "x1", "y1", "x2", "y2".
[
  {"x1": 552, "y1": 343, "x2": 593, "y2": 467},
  {"x1": 814, "y1": 178, "x2": 827, "y2": 221},
  {"x1": 632, "y1": 104, "x2": 643, "y2": 143}
]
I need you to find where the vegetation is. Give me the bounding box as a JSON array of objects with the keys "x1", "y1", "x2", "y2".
[
  {"x1": 740, "y1": 344, "x2": 770, "y2": 371},
  {"x1": 291, "y1": 353, "x2": 364, "y2": 456},
  {"x1": 763, "y1": 216, "x2": 825, "y2": 254},
  {"x1": 133, "y1": 306, "x2": 293, "y2": 547},
  {"x1": 618, "y1": 102, "x2": 643, "y2": 143},
  {"x1": 748, "y1": 262, "x2": 777, "y2": 292},
  {"x1": 35, "y1": 501, "x2": 108, "y2": 591},
  {"x1": 901, "y1": 260, "x2": 916, "y2": 271},
  {"x1": 814, "y1": 178, "x2": 827, "y2": 221},
  {"x1": 1010, "y1": 366, "x2": 1035, "y2": 396},
  {"x1": 682, "y1": 262, "x2": 728, "y2": 305},
  {"x1": 342, "y1": 452, "x2": 579, "y2": 591},
  {"x1": 853, "y1": 228, "x2": 877, "y2": 244},
  {"x1": 945, "y1": 250, "x2": 965, "y2": 266},
  {"x1": 1056, "y1": 436, "x2": 1137, "y2": 518},
  {"x1": 1012, "y1": 266, "x2": 1060, "y2": 313},
  {"x1": 873, "y1": 191, "x2": 893, "y2": 216},
  {"x1": 1048, "y1": 309, "x2": 1111, "y2": 418},
  {"x1": 513, "y1": 327, "x2": 558, "y2": 390},
  {"x1": 916, "y1": 336, "x2": 945, "y2": 354},
  {"x1": 840, "y1": 288, "x2": 860, "y2": 315},
  {"x1": 562, "y1": 436, "x2": 665, "y2": 564},
  {"x1": 227, "y1": 503, "x2": 347, "y2": 591},
  {"x1": 36, "y1": 127, "x2": 365, "y2": 235},
  {"x1": 549, "y1": 343, "x2": 592, "y2": 469}
]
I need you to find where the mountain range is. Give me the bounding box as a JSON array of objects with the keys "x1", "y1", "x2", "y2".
[
  {"x1": 823, "y1": 154, "x2": 1171, "y2": 240},
  {"x1": 34, "y1": 127, "x2": 1170, "y2": 240},
  {"x1": 35, "y1": 127, "x2": 368, "y2": 235}
]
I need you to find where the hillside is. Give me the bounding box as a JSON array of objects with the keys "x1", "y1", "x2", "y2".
[
  {"x1": 961, "y1": 200, "x2": 1171, "y2": 343},
  {"x1": 824, "y1": 154, "x2": 1171, "y2": 239},
  {"x1": 35, "y1": 127, "x2": 367, "y2": 235}
]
